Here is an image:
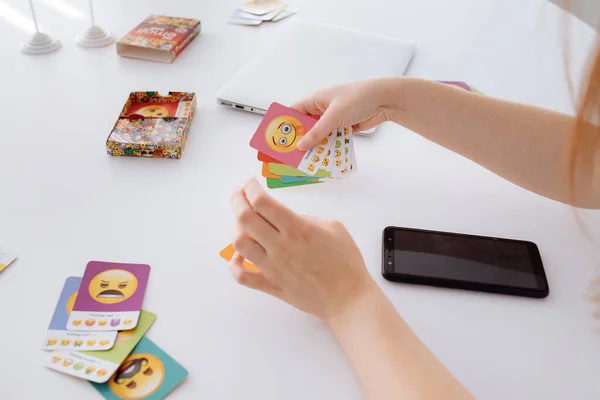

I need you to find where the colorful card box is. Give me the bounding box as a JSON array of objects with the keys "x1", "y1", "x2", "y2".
[
  {"x1": 117, "y1": 15, "x2": 201, "y2": 63},
  {"x1": 67, "y1": 261, "x2": 150, "y2": 332},
  {"x1": 106, "y1": 91, "x2": 196, "y2": 159},
  {"x1": 46, "y1": 310, "x2": 156, "y2": 383},
  {"x1": 91, "y1": 336, "x2": 188, "y2": 399},
  {"x1": 44, "y1": 277, "x2": 117, "y2": 351}
]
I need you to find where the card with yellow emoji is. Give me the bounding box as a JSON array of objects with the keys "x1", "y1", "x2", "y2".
[
  {"x1": 43, "y1": 277, "x2": 117, "y2": 351},
  {"x1": 249, "y1": 102, "x2": 336, "y2": 176},
  {"x1": 91, "y1": 336, "x2": 188, "y2": 399},
  {"x1": 46, "y1": 310, "x2": 156, "y2": 383},
  {"x1": 67, "y1": 261, "x2": 151, "y2": 332}
]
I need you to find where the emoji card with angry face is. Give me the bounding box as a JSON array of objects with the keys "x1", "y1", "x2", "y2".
[
  {"x1": 43, "y1": 277, "x2": 117, "y2": 351},
  {"x1": 46, "y1": 310, "x2": 156, "y2": 383},
  {"x1": 67, "y1": 261, "x2": 151, "y2": 332},
  {"x1": 249, "y1": 103, "x2": 336, "y2": 176}
]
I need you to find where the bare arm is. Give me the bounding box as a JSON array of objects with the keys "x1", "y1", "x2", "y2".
[
  {"x1": 327, "y1": 282, "x2": 474, "y2": 400},
  {"x1": 388, "y1": 78, "x2": 600, "y2": 208},
  {"x1": 294, "y1": 77, "x2": 600, "y2": 208}
]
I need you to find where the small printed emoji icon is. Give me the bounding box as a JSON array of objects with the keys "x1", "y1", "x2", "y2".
[
  {"x1": 307, "y1": 163, "x2": 315, "y2": 172},
  {"x1": 345, "y1": 157, "x2": 349, "y2": 164},
  {"x1": 335, "y1": 150, "x2": 342, "y2": 158},
  {"x1": 85, "y1": 319, "x2": 96, "y2": 327},
  {"x1": 74, "y1": 340, "x2": 83, "y2": 347},
  {"x1": 72, "y1": 320, "x2": 82, "y2": 326},
  {"x1": 98, "y1": 320, "x2": 108, "y2": 326},
  {"x1": 334, "y1": 140, "x2": 342, "y2": 149},
  {"x1": 336, "y1": 131, "x2": 342, "y2": 137},
  {"x1": 97, "y1": 369, "x2": 108, "y2": 377},
  {"x1": 62, "y1": 359, "x2": 73, "y2": 367},
  {"x1": 322, "y1": 158, "x2": 330, "y2": 167},
  {"x1": 51, "y1": 355, "x2": 62, "y2": 363},
  {"x1": 116, "y1": 329, "x2": 135, "y2": 345},
  {"x1": 123, "y1": 319, "x2": 133, "y2": 326},
  {"x1": 73, "y1": 362, "x2": 84, "y2": 371},
  {"x1": 334, "y1": 159, "x2": 342, "y2": 168},
  {"x1": 340, "y1": 168, "x2": 347, "y2": 175},
  {"x1": 345, "y1": 147, "x2": 349, "y2": 154},
  {"x1": 344, "y1": 127, "x2": 349, "y2": 135},
  {"x1": 99, "y1": 340, "x2": 110, "y2": 346},
  {"x1": 321, "y1": 138, "x2": 328, "y2": 145},
  {"x1": 86, "y1": 339, "x2": 97, "y2": 346},
  {"x1": 311, "y1": 155, "x2": 320, "y2": 163},
  {"x1": 85, "y1": 366, "x2": 96, "y2": 374},
  {"x1": 60, "y1": 339, "x2": 71, "y2": 346},
  {"x1": 264, "y1": 115, "x2": 306, "y2": 153},
  {"x1": 316, "y1": 146, "x2": 325, "y2": 154},
  {"x1": 111, "y1": 319, "x2": 121, "y2": 327},
  {"x1": 136, "y1": 105, "x2": 169, "y2": 118},
  {"x1": 47, "y1": 339, "x2": 58, "y2": 346},
  {"x1": 326, "y1": 149, "x2": 331, "y2": 157},
  {"x1": 109, "y1": 353, "x2": 166, "y2": 399},
  {"x1": 89, "y1": 269, "x2": 139, "y2": 305}
]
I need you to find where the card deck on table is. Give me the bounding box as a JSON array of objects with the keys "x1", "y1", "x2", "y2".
[
  {"x1": 0, "y1": 250, "x2": 16, "y2": 273},
  {"x1": 220, "y1": 244, "x2": 260, "y2": 272},
  {"x1": 228, "y1": 10, "x2": 263, "y2": 25},
  {"x1": 67, "y1": 261, "x2": 150, "y2": 332},
  {"x1": 91, "y1": 336, "x2": 188, "y2": 400},
  {"x1": 239, "y1": 0, "x2": 285, "y2": 15},
  {"x1": 271, "y1": 6, "x2": 299, "y2": 22},
  {"x1": 46, "y1": 310, "x2": 156, "y2": 383},
  {"x1": 44, "y1": 277, "x2": 117, "y2": 351}
]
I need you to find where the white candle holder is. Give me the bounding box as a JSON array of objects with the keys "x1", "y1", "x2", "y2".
[
  {"x1": 21, "y1": 0, "x2": 61, "y2": 55},
  {"x1": 76, "y1": 0, "x2": 115, "y2": 48}
]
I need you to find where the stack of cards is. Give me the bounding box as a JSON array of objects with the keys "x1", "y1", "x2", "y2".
[
  {"x1": 250, "y1": 103, "x2": 357, "y2": 189},
  {"x1": 229, "y1": 0, "x2": 299, "y2": 26},
  {"x1": 43, "y1": 261, "x2": 188, "y2": 399}
]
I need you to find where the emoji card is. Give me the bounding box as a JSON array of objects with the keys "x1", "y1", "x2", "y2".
[
  {"x1": 91, "y1": 336, "x2": 188, "y2": 400},
  {"x1": 249, "y1": 103, "x2": 336, "y2": 176},
  {"x1": 67, "y1": 261, "x2": 150, "y2": 332},
  {"x1": 44, "y1": 277, "x2": 117, "y2": 351},
  {"x1": 0, "y1": 250, "x2": 16, "y2": 272},
  {"x1": 220, "y1": 243, "x2": 260, "y2": 272},
  {"x1": 46, "y1": 310, "x2": 156, "y2": 383}
]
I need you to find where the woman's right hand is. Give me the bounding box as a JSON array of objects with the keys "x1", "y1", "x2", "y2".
[{"x1": 292, "y1": 77, "x2": 401, "y2": 151}]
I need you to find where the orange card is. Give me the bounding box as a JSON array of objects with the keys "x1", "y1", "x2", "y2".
[
  {"x1": 257, "y1": 152, "x2": 281, "y2": 163},
  {"x1": 219, "y1": 243, "x2": 261, "y2": 272},
  {"x1": 262, "y1": 162, "x2": 279, "y2": 179}
]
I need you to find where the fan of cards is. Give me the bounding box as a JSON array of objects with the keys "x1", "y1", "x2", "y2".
[
  {"x1": 250, "y1": 103, "x2": 357, "y2": 189},
  {"x1": 43, "y1": 261, "x2": 188, "y2": 400},
  {"x1": 229, "y1": 0, "x2": 300, "y2": 26}
]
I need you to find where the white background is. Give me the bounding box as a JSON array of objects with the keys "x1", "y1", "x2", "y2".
[{"x1": 0, "y1": 0, "x2": 599, "y2": 399}]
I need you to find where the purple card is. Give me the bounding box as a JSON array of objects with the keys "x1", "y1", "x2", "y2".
[{"x1": 67, "y1": 261, "x2": 150, "y2": 332}]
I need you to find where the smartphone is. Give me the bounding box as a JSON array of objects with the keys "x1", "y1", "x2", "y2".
[{"x1": 382, "y1": 226, "x2": 549, "y2": 298}]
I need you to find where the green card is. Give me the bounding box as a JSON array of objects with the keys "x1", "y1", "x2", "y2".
[
  {"x1": 266, "y1": 178, "x2": 322, "y2": 189},
  {"x1": 91, "y1": 336, "x2": 188, "y2": 400},
  {"x1": 269, "y1": 162, "x2": 331, "y2": 178},
  {"x1": 45, "y1": 310, "x2": 156, "y2": 383}
]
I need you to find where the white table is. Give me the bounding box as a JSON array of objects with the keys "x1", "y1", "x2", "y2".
[{"x1": 0, "y1": 0, "x2": 598, "y2": 398}]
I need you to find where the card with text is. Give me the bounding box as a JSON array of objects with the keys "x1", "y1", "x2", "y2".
[
  {"x1": 67, "y1": 261, "x2": 150, "y2": 332},
  {"x1": 46, "y1": 310, "x2": 156, "y2": 383},
  {"x1": 44, "y1": 277, "x2": 117, "y2": 351},
  {"x1": 91, "y1": 336, "x2": 188, "y2": 400}
]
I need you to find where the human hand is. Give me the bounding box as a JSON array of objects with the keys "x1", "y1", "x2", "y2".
[
  {"x1": 292, "y1": 78, "x2": 399, "y2": 151},
  {"x1": 229, "y1": 177, "x2": 376, "y2": 321}
]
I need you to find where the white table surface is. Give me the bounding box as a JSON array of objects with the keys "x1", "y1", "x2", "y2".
[{"x1": 0, "y1": 0, "x2": 598, "y2": 399}]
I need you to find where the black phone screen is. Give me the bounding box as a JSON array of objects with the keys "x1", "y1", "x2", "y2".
[{"x1": 383, "y1": 227, "x2": 548, "y2": 296}]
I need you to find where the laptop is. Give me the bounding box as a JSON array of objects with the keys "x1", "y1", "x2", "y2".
[{"x1": 216, "y1": 20, "x2": 415, "y2": 120}]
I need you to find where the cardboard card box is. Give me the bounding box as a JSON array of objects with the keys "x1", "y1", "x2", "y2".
[
  {"x1": 106, "y1": 92, "x2": 197, "y2": 159},
  {"x1": 117, "y1": 15, "x2": 201, "y2": 63}
]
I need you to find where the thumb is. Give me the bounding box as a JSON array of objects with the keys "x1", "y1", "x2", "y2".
[{"x1": 297, "y1": 109, "x2": 343, "y2": 151}]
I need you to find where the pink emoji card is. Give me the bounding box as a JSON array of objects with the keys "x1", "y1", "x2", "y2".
[
  {"x1": 249, "y1": 102, "x2": 336, "y2": 176},
  {"x1": 67, "y1": 261, "x2": 150, "y2": 332}
]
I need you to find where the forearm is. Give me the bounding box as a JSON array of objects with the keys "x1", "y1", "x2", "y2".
[
  {"x1": 327, "y1": 283, "x2": 473, "y2": 400},
  {"x1": 384, "y1": 77, "x2": 600, "y2": 208}
]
